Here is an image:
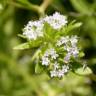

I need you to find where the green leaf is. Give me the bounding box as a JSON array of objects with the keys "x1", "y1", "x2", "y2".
[
  {"x1": 18, "y1": 34, "x2": 26, "y2": 39},
  {"x1": 60, "y1": 21, "x2": 82, "y2": 35},
  {"x1": 70, "y1": 0, "x2": 93, "y2": 14},
  {"x1": 13, "y1": 40, "x2": 42, "y2": 50},
  {"x1": 79, "y1": 52, "x2": 85, "y2": 57},
  {"x1": 13, "y1": 42, "x2": 31, "y2": 50},
  {"x1": 67, "y1": 21, "x2": 82, "y2": 31},
  {"x1": 35, "y1": 63, "x2": 43, "y2": 74},
  {"x1": 75, "y1": 67, "x2": 92, "y2": 76}
]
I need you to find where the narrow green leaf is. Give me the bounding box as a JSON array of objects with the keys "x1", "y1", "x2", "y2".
[
  {"x1": 13, "y1": 42, "x2": 31, "y2": 50},
  {"x1": 70, "y1": 0, "x2": 93, "y2": 14},
  {"x1": 75, "y1": 67, "x2": 92, "y2": 76},
  {"x1": 35, "y1": 63, "x2": 43, "y2": 74},
  {"x1": 61, "y1": 21, "x2": 82, "y2": 35},
  {"x1": 72, "y1": 22, "x2": 82, "y2": 28},
  {"x1": 13, "y1": 40, "x2": 42, "y2": 50},
  {"x1": 18, "y1": 34, "x2": 26, "y2": 39}
]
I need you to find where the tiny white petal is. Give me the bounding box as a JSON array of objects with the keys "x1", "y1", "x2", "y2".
[
  {"x1": 42, "y1": 56, "x2": 50, "y2": 66},
  {"x1": 57, "y1": 36, "x2": 69, "y2": 47},
  {"x1": 62, "y1": 65, "x2": 69, "y2": 73},
  {"x1": 64, "y1": 53, "x2": 71, "y2": 63},
  {"x1": 57, "y1": 69, "x2": 64, "y2": 78},
  {"x1": 49, "y1": 48, "x2": 58, "y2": 59},
  {"x1": 53, "y1": 62, "x2": 59, "y2": 70},
  {"x1": 70, "y1": 35, "x2": 78, "y2": 47},
  {"x1": 50, "y1": 70, "x2": 58, "y2": 77}
]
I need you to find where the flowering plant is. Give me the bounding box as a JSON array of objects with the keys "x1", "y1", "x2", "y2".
[{"x1": 14, "y1": 12, "x2": 91, "y2": 78}]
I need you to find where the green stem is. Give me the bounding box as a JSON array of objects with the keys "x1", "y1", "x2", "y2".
[
  {"x1": 31, "y1": 49, "x2": 41, "y2": 63},
  {"x1": 39, "y1": 0, "x2": 53, "y2": 17},
  {"x1": 8, "y1": 0, "x2": 53, "y2": 17}
]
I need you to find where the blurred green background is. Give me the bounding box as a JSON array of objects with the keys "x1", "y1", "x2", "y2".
[{"x1": 0, "y1": 0, "x2": 96, "y2": 96}]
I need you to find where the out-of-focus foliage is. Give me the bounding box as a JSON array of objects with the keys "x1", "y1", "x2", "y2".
[{"x1": 0, "y1": 0, "x2": 96, "y2": 96}]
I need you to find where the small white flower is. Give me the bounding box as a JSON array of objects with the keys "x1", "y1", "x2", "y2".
[
  {"x1": 56, "y1": 40, "x2": 62, "y2": 46},
  {"x1": 43, "y1": 48, "x2": 58, "y2": 59},
  {"x1": 56, "y1": 36, "x2": 69, "y2": 46},
  {"x1": 44, "y1": 12, "x2": 67, "y2": 30},
  {"x1": 53, "y1": 62, "x2": 59, "y2": 70},
  {"x1": 50, "y1": 70, "x2": 58, "y2": 77},
  {"x1": 62, "y1": 65, "x2": 69, "y2": 73},
  {"x1": 44, "y1": 50, "x2": 49, "y2": 57},
  {"x1": 23, "y1": 20, "x2": 44, "y2": 40},
  {"x1": 49, "y1": 48, "x2": 58, "y2": 59},
  {"x1": 68, "y1": 47, "x2": 79, "y2": 58},
  {"x1": 42, "y1": 56, "x2": 50, "y2": 66},
  {"x1": 50, "y1": 64, "x2": 70, "y2": 78},
  {"x1": 23, "y1": 30, "x2": 37, "y2": 40},
  {"x1": 57, "y1": 69, "x2": 64, "y2": 78},
  {"x1": 64, "y1": 53, "x2": 71, "y2": 63},
  {"x1": 70, "y1": 35, "x2": 78, "y2": 47},
  {"x1": 71, "y1": 47, "x2": 79, "y2": 58},
  {"x1": 60, "y1": 36, "x2": 69, "y2": 44}
]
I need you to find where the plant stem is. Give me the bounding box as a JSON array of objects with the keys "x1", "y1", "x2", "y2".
[
  {"x1": 39, "y1": 0, "x2": 53, "y2": 17},
  {"x1": 31, "y1": 49, "x2": 41, "y2": 63},
  {"x1": 8, "y1": 0, "x2": 53, "y2": 17}
]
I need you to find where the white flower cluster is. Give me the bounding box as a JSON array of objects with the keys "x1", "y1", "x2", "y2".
[
  {"x1": 50, "y1": 62, "x2": 69, "y2": 78},
  {"x1": 23, "y1": 12, "x2": 67, "y2": 40},
  {"x1": 23, "y1": 20, "x2": 44, "y2": 40},
  {"x1": 57, "y1": 35, "x2": 79, "y2": 63},
  {"x1": 44, "y1": 12, "x2": 67, "y2": 30},
  {"x1": 41, "y1": 48, "x2": 70, "y2": 78},
  {"x1": 42, "y1": 48, "x2": 58, "y2": 66},
  {"x1": 22, "y1": 12, "x2": 81, "y2": 78},
  {"x1": 41, "y1": 35, "x2": 79, "y2": 78}
]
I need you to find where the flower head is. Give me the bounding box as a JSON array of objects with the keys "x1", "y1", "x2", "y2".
[
  {"x1": 44, "y1": 12, "x2": 67, "y2": 30},
  {"x1": 57, "y1": 36, "x2": 69, "y2": 46},
  {"x1": 50, "y1": 64, "x2": 70, "y2": 78},
  {"x1": 23, "y1": 20, "x2": 44, "y2": 40},
  {"x1": 57, "y1": 35, "x2": 79, "y2": 63}
]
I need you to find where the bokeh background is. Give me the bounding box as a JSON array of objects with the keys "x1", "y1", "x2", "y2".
[{"x1": 0, "y1": 0, "x2": 96, "y2": 96}]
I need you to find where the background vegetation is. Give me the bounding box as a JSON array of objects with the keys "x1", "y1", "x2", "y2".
[{"x1": 0, "y1": 0, "x2": 96, "y2": 96}]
